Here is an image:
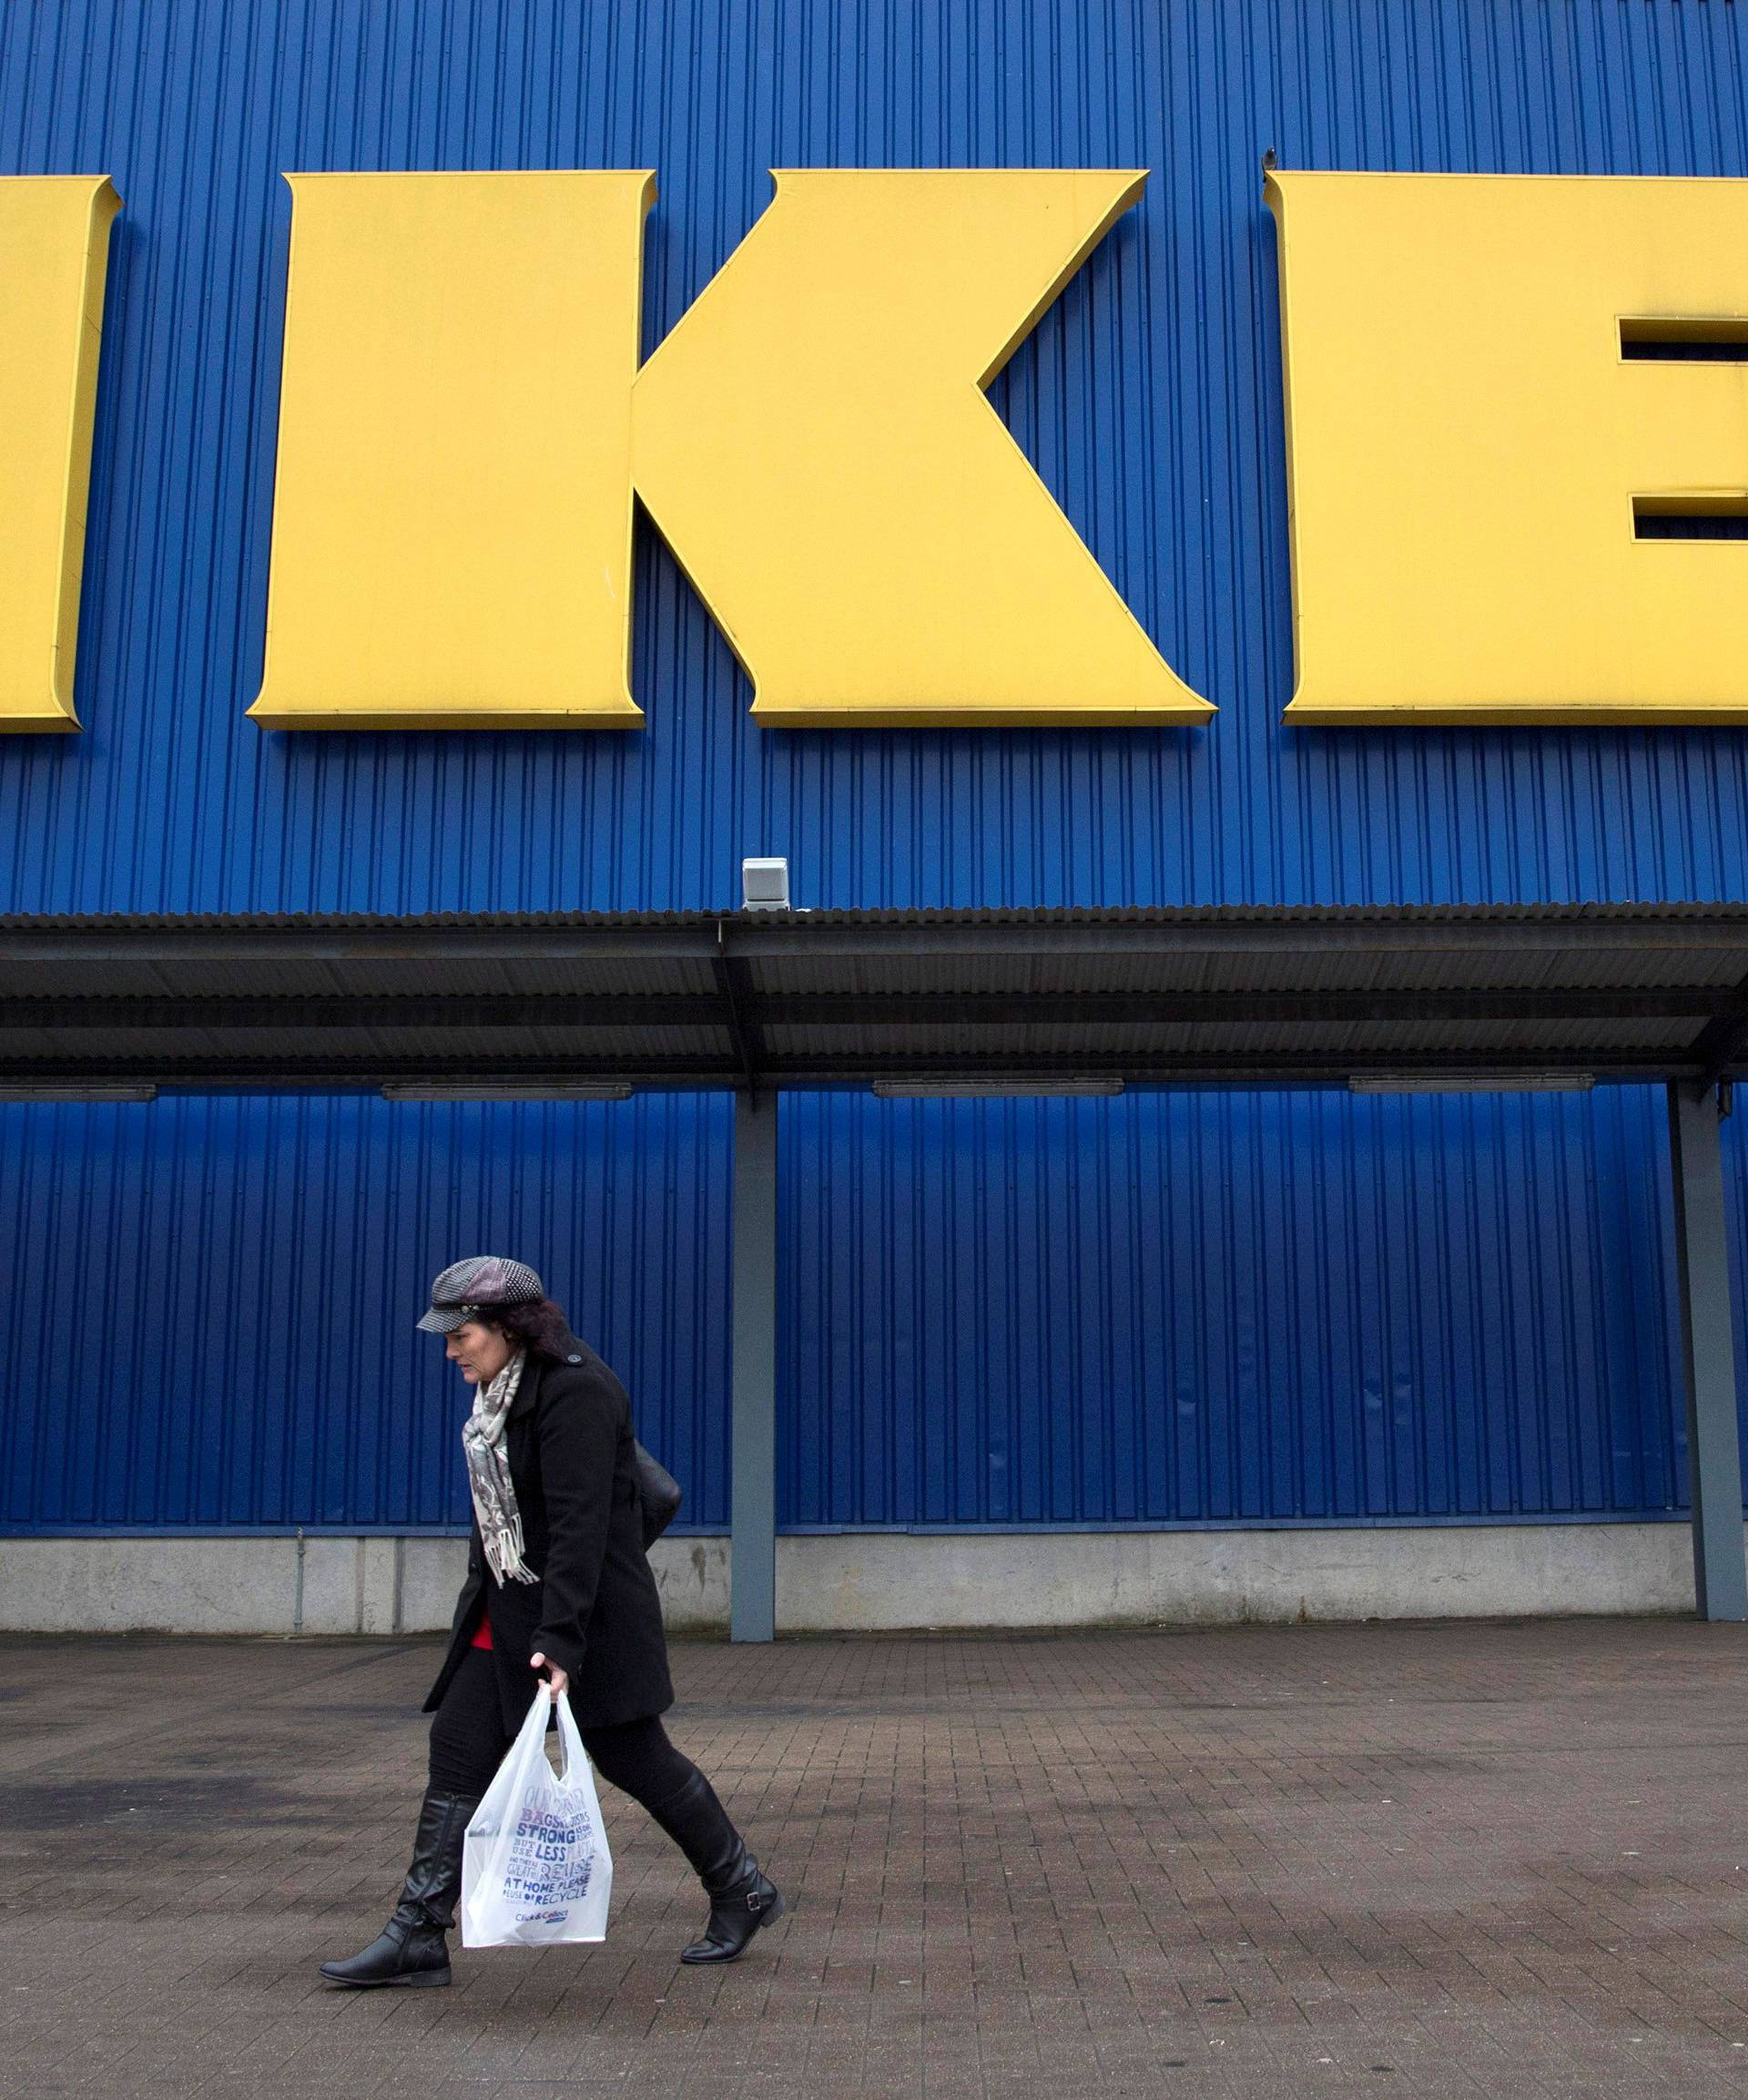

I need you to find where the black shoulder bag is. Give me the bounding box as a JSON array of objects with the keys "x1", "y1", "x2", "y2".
[{"x1": 632, "y1": 1439, "x2": 683, "y2": 1548}]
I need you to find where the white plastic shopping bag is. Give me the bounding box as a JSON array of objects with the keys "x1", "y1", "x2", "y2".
[{"x1": 461, "y1": 1689, "x2": 613, "y2": 1947}]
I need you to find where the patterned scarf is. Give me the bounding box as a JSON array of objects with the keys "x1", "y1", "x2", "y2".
[{"x1": 462, "y1": 1349, "x2": 538, "y2": 1585}]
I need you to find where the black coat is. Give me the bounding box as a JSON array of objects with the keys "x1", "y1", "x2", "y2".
[{"x1": 423, "y1": 1331, "x2": 675, "y2": 1734}]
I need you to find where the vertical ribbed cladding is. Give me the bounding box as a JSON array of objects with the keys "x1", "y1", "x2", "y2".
[
  {"x1": 778, "y1": 1086, "x2": 1699, "y2": 1529},
  {"x1": 0, "y1": 1093, "x2": 732, "y2": 1531},
  {"x1": 3, "y1": 0, "x2": 1748, "y2": 913},
  {"x1": 5, "y1": 1081, "x2": 1739, "y2": 1541}
]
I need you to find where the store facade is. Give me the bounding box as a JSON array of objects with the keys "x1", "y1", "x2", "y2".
[{"x1": 3, "y1": 0, "x2": 1747, "y2": 1636}]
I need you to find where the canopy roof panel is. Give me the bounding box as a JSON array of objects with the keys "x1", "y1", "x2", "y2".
[{"x1": 3, "y1": 904, "x2": 1747, "y2": 1091}]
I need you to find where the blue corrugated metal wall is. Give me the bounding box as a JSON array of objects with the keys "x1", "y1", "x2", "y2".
[
  {"x1": 780, "y1": 1087, "x2": 1731, "y2": 1529},
  {"x1": 0, "y1": 1095, "x2": 732, "y2": 1532},
  {"x1": 12, "y1": 1083, "x2": 1738, "y2": 1535},
  {"x1": 4, "y1": 5, "x2": 1748, "y2": 1553},
  {"x1": 5, "y1": 0, "x2": 1748, "y2": 916}
]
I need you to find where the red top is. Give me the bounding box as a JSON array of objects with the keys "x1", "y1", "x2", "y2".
[{"x1": 471, "y1": 1615, "x2": 493, "y2": 1651}]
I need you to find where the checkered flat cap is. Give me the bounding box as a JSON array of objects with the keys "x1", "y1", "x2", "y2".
[{"x1": 416, "y1": 1255, "x2": 545, "y2": 1332}]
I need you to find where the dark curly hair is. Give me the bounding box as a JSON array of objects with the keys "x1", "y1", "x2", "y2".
[{"x1": 483, "y1": 1297, "x2": 572, "y2": 1361}]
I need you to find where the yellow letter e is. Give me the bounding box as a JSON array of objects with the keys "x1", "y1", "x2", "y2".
[{"x1": 1269, "y1": 170, "x2": 1748, "y2": 723}]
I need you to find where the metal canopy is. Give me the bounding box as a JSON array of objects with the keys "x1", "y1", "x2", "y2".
[{"x1": 5, "y1": 902, "x2": 1748, "y2": 1090}]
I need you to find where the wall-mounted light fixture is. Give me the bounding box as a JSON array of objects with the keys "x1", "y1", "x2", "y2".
[
  {"x1": 871, "y1": 1078, "x2": 1124, "y2": 1100},
  {"x1": 381, "y1": 1082, "x2": 635, "y2": 1103},
  {"x1": 1348, "y1": 1071, "x2": 1593, "y2": 1095},
  {"x1": 0, "y1": 1082, "x2": 158, "y2": 1103}
]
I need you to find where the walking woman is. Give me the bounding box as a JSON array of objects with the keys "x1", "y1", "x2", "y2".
[{"x1": 320, "y1": 1256, "x2": 784, "y2": 1987}]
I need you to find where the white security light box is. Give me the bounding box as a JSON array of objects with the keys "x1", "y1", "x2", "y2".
[{"x1": 741, "y1": 857, "x2": 791, "y2": 911}]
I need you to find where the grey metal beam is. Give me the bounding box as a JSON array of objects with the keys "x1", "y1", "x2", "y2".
[
  {"x1": 730, "y1": 1089, "x2": 779, "y2": 1643},
  {"x1": 1665, "y1": 1082, "x2": 1748, "y2": 1622},
  {"x1": 0, "y1": 986, "x2": 1728, "y2": 1030},
  {"x1": 0, "y1": 1048, "x2": 1708, "y2": 1092},
  {"x1": 6, "y1": 904, "x2": 1748, "y2": 973},
  {"x1": 712, "y1": 922, "x2": 762, "y2": 1089},
  {"x1": 747, "y1": 988, "x2": 1715, "y2": 1025},
  {"x1": 1687, "y1": 963, "x2": 1748, "y2": 1089},
  {"x1": 715, "y1": 918, "x2": 1748, "y2": 963},
  {"x1": 0, "y1": 922, "x2": 730, "y2": 965}
]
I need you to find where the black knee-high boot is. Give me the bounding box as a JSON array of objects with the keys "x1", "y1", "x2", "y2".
[
  {"x1": 644, "y1": 1769, "x2": 785, "y2": 1962},
  {"x1": 320, "y1": 1789, "x2": 479, "y2": 1988}
]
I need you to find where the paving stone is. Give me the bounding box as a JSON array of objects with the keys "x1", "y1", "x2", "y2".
[{"x1": 1, "y1": 1621, "x2": 1745, "y2": 2096}]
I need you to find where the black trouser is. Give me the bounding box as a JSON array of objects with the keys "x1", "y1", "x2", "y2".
[{"x1": 429, "y1": 1648, "x2": 698, "y2": 1814}]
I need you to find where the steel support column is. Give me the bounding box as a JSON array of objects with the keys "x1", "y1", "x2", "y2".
[
  {"x1": 1666, "y1": 1083, "x2": 1748, "y2": 1622},
  {"x1": 730, "y1": 1089, "x2": 778, "y2": 1641}
]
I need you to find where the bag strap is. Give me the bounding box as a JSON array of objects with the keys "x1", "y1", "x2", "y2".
[{"x1": 551, "y1": 1687, "x2": 587, "y2": 1781}]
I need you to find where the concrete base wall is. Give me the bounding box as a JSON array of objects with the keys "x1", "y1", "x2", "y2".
[
  {"x1": 774, "y1": 1524, "x2": 1726, "y2": 1629},
  {"x1": 1, "y1": 1523, "x2": 1736, "y2": 1635},
  {"x1": 0, "y1": 1534, "x2": 733, "y2": 1637}
]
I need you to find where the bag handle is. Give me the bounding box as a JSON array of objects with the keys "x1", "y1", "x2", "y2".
[{"x1": 550, "y1": 1685, "x2": 587, "y2": 1782}]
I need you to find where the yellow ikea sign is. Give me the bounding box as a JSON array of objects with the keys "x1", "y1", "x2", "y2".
[
  {"x1": 1265, "y1": 171, "x2": 1748, "y2": 724},
  {"x1": 5, "y1": 166, "x2": 1748, "y2": 734},
  {"x1": 255, "y1": 168, "x2": 1204, "y2": 730},
  {"x1": 0, "y1": 176, "x2": 118, "y2": 734}
]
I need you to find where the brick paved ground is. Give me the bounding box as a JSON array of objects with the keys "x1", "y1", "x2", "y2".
[{"x1": 0, "y1": 1620, "x2": 1745, "y2": 2099}]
